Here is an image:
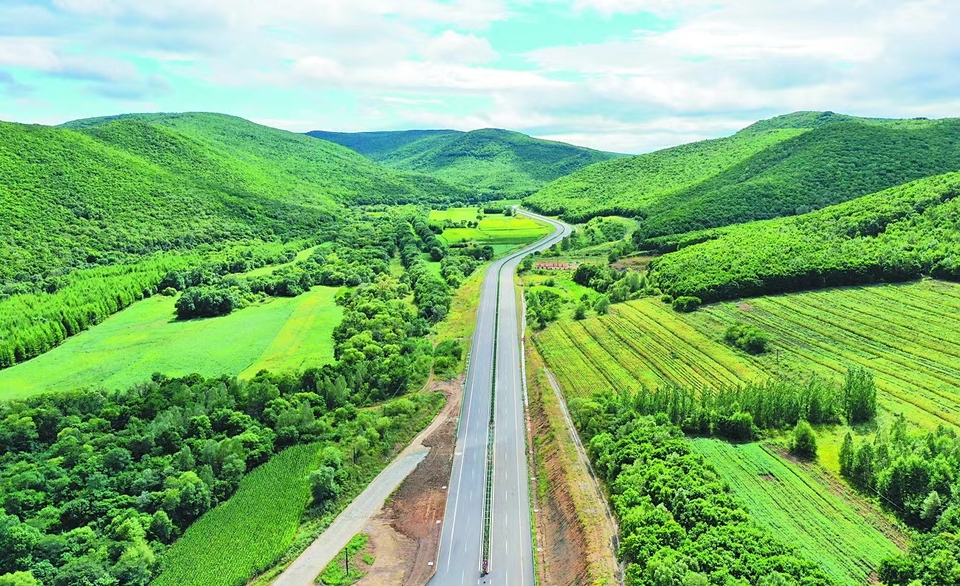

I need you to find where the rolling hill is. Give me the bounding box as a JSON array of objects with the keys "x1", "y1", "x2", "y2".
[
  {"x1": 649, "y1": 171, "x2": 960, "y2": 302},
  {"x1": 525, "y1": 112, "x2": 960, "y2": 238},
  {"x1": 1, "y1": 113, "x2": 468, "y2": 287},
  {"x1": 308, "y1": 127, "x2": 621, "y2": 198}
]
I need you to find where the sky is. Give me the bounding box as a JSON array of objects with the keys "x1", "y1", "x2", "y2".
[{"x1": 1, "y1": 0, "x2": 959, "y2": 153}]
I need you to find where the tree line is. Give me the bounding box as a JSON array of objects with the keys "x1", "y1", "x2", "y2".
[
  {"x1": 571, "y1": 367, "x2": 877, "y2": 443},
  {"x1": 649, "y1": 172, "x2": 960, "y2": 303}
]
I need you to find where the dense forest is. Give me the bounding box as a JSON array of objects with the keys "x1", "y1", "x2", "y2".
[
  {"x1": 649, "y1": 172, "x2": 960, "y2": 302},
  {"x1": 310, "y1": 127, "x2": 620, "y2": 198}
]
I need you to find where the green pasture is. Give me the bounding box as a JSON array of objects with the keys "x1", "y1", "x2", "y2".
[
  {"x1": 0, "y1": 287, "x2": 341, "y2": 398},
  {"x1": 429, "y1": 207, "x2": 551, "y2": 246},
  {"x1": 689, "y1": 439, "x2": 904, "y2": 585}
]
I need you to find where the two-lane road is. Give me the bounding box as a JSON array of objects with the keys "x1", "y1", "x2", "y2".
[{"x1": 431, "y1": 211, "x2": 571, "y2": 586}]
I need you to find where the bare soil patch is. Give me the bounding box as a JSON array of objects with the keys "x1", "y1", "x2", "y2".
[{"x1": 356, "y1": 376, "x2": 463, "y2": 586}]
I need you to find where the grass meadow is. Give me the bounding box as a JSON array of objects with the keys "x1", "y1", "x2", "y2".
[
  {"x1": 430, "y1": 208, "x2": 551, "y2": 246},
  {"x1": 0, "y1": 286, "x2": 341, "y2": 399},
  {"x1": 689, "y1": 439, "x2": 905, "y2": 585}
]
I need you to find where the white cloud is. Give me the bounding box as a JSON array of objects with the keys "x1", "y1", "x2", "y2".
[
  {"x1": 420, "y1": 31, "x2": 498, "y2": 64},
  {"x1": 4, "y1": 0, "x2": 960, "y2": 155}
]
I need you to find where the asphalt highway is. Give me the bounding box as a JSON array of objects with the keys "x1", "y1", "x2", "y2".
[{"x1": 430, "y1": 211, "x2": 571, "y2": 586}]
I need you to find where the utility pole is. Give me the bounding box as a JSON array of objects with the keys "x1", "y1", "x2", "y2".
[{"x1": 344, "y1": 547, "x2": 349, "y2": 575}]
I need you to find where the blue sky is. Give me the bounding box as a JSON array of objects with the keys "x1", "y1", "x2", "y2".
[{"x1": 2, "y1": 0, "x2": 959, "y2": 153}]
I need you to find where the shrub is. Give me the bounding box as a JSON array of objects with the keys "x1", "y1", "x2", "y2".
[
  {"x1": 725, "y1": 322, "x2": 772, "y2": 354},
  {"x1": 672, "y1": 295, "x2": 701, "y2": 312},
  {"x1": 790, "y1": 420, "x2": 818, "y2": 459},
  {"x1": 161, "y1": 287, "x2": 177, "y2": 297},
  {"x1": 660, "y1": 294, "x2": 674, "y2": 304}
]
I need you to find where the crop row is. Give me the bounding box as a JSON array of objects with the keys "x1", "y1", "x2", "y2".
[
  {"x1": 689, "y1": 439, "x2": 902, "y2": 586},
  {"x1": 698, "y1": 282, "x2": 960, "y2": 429}
]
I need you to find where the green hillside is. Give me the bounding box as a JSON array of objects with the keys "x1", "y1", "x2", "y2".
[
  {"x1": 526, "y1": 112, "x2": 960, "y2": 237},
  {"x1": 639, "y1": 118, "x2": 960, "y2": 238},
  {"x1": 650, "y1": 171, "x2": 960, "y2": 302},
  {"x1": 1, "y1": 114, "x2": 469, "y2": 287},
  {"x1": 309, "y1": 127, "x2": 620, "y2": 198},
  {"x1": 306, "y1": 129, "x2": 460, "y2": 159},
  {"x1": 524, "y1": 127, "x2": 805, "y2": 222}
]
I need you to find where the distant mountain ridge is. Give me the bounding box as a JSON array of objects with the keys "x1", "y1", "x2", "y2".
[
  {"x1": 307, "y1": 127, "x2": 622, "y2": 198},
  {"x1": 525, "y1": 111, "x2": 960, "y2": 238}
]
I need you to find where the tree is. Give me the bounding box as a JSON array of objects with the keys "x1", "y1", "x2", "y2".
[
  {"x1": 574, "y1": 303, "x2": 588, "y2": 320},
  {"x1": 594, "y1": 295, "x2": 610, "y2": 315},
  {"x1": 0, "y1": 572, "x2": 38, "y2": 586},
  {"x1": 789, "y1": 420, "x2": 817, "y2": 459},
  {"x1": 310, "y1": 466, "x2": 339, "y2": 506},
  {"x1": 843, "y1": 367, "x2": 877, "y2": 424},
  {"x1": 839, "y1": 432, "x2": 855, "y2": 477}
]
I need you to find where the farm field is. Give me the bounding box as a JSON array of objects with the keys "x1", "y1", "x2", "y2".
[
  {"x1": 689, "y1": 280, "x2": 960, "y2": 430},
  {"x1": 0, "y1": 286, "x2": 341, "y2": 398},
  {"x1": 535, "y1": 280, "x2": 960, "y2": 430},
  {"x1": 689, "y1": 439, "x2": 905, "y2": 585},
  {"x1": 533, "y1": 297, "x2": 760, "y2": 398},
  {"x1": 153, "y1": 443, "x2": 322, "y2": 586},
  {"x1": 430, "y1": 207, "x2": 551, "y2": 246}
]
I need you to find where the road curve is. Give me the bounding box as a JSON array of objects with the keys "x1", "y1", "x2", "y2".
[{"x1": 430, "y1": 210, "x2": 571, "y2": 586}]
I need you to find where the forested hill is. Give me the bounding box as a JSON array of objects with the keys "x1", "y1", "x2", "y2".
[
  {"x1": 649, "y1": 171, "x2": 960, "y2": 302},
  {"x1": 525, "y1": 112, "x2": 960, "y2": 235},
  {"x1": 0, "y1": 114, "x2": 467, "y2": 286},
  {"x1": 307, "y1": 127, "x2": 621, "y2": 198},
  {"x1": 306, "y1": 129, "x2": 460, "y2": 160}
]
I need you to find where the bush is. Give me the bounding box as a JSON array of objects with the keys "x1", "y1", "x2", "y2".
[
  {"x1": 593, "y1": 295, "x2": 610, "y2": 315},
  {"x1": 660, "y1": 294, "x2": 674, "y2": 304},
  {"x1": 161, "y1": 287, "x2": 177, "y2": 297},
  {"x1": 672, "y1": 295, "x2": 701, "y2": 312},
  {"x1": 790, "y1": 420, "x2": 818, "y2": 459},
  {"x1": 725, "y1": 322, "x2": 772, "y2": 354},
  {"x1": 574, "y1": 303, "x2": 588, "y2": 320}
]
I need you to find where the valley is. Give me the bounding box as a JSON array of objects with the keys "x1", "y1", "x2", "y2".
[{"x1": 1, "y1": 108, "x2": 959, "y2": 586}]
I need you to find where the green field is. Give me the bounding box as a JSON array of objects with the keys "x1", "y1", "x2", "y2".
[
  {"x1": 430, "y1": 208, "x2": 551, "y2": 246},
  {"x1": 0, "y1": 286, "x2": 341, "y2": 398},
  {"x1": 153, "y1": 443, "x2": 322, "y2": 586},
  {"x1": 689, "y1": 439, "x2": 904, "y2": 585},
  {"x1": 686, "y1": 280, "x2": 960, "y2": 430},
  {"x1": 535, "y1": 280, "x2": 960, "y2": 430},
  {"x1": 533, "y1": 297, "x2": 759, "y2": 399}
]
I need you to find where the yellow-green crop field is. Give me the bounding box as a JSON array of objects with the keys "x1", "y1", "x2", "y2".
[
  {"x1": 689, "y1": 439, "x2": 905, "y2": 586},
  {"x1": 535, "y1": 280, "x2": 960, "y2": 430},
  {"x1": 430, "y1": 208, "x2": 551, "y2": 246},
  {"x1": 0, "y1": 286, "x2": 342, "y2": 399}
]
